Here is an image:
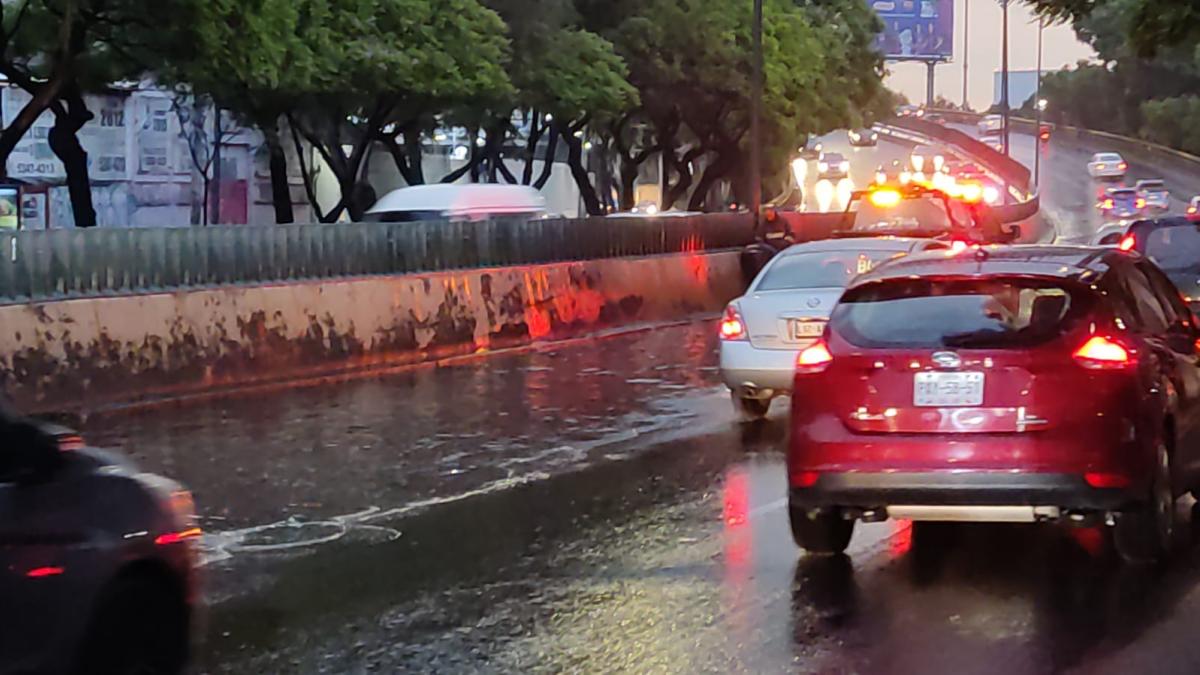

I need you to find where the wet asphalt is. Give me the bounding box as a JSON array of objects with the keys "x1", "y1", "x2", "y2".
[{"x1": 72, "y1": 131, "x2": 1200, "y2": 673}]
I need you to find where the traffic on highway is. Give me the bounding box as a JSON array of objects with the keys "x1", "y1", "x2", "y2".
[{"x1": 11, "y1": 104, "x2": 1200, "y2": 672}]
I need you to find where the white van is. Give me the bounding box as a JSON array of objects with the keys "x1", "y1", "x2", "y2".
[{"x1": 363, "y1": 184, "x2": 548, "y2": 222}]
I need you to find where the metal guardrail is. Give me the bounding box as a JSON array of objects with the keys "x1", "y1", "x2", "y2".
[{"x1": 0, "y1": 214, "x2": 756, "y2": 304}]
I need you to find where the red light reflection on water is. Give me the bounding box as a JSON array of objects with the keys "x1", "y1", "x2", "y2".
[{"x1": 890, "y1": 519, "x2": 913, "y2": 558}]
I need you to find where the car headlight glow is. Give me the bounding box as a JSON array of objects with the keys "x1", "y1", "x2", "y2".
[
  {"x1": 839, "y1": 161, "x2": 850, "y2": 172},
  {"x1": 818, "y1": 161, "x2": 829, "y2": 172}
]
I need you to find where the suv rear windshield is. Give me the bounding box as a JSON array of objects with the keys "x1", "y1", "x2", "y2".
[
  {"x1": 831, "y1": 277, "x2": 1089, "y2": 349},
  {"x1": 756, "y1": 250, "x2": 907, "y2": 291},
  {"x1": 1144, "y1": 225, "x2": 1200, "y2": 275}
]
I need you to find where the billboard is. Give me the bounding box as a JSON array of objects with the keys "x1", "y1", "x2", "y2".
[{"x1": 872, "y1": 0, "x2": 953, "y2": 61}]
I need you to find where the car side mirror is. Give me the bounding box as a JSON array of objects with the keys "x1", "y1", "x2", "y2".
[{"x1": 0, "y1": 420, "x2": 63, "y2": 485}]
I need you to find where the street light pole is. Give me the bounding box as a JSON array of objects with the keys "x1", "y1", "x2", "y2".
[
  {"x1": 750, "y1": 0, "x2": 764, "y2": 229},
  {"x1": 1034, "y1": 17, "x2": 1043, "y2": 187},
  {"x1": 1000, "y1": 0, "x2": 1010, "y2": 156},
  {"x1": 962, "y1": 0, "x2": 969, "y2": 109}
]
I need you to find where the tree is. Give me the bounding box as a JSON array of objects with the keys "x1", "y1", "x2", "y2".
[
  {"x1": 605, "y1": 0, "x2": 884, "y2": 211},
  {"x1": 285, "y1": 0, "x2": 513, "y2": 222},
  {"x1": 0, "y1": 0, "x2": 211, "y2": 227}
]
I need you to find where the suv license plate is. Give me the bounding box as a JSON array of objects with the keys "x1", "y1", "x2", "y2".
[{"x1": 913, "y1": 372, "x2": 984, "y2": 407}]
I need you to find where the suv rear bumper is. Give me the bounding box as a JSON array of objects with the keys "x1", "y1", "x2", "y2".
[{"x1": 790, "y1": 471, "x2": 1136, "y2": 513}]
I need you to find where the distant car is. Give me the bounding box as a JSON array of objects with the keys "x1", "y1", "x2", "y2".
[
  {"x1": 1119, "y1": 216, "x2": 1200, "y2": 307},
  {"x1": 1087, "y1": 152, "x2": 1128, "y2": 180},
  {"x1": 1098, "y1": 187, "x2": 1143, "y2": 220},
  {"x1": 788, "y1": 245, "x2": 1200, "y2": 563},
  {"x1": 909, "y1": 144, "x2": 944, "y2": 174},
  {"x1": 364, "y1": 184, "x2": 547, "y2": 222},
  {"x1": 1135, "y1": 179, "x2": 1170, "y2": 212},
  {"x1": 874, "y1": 160, "x2": 910, "y2": 186},
  {"x1": 1090, "y1": 221, "x2": 1132, "y2": 246},
  {"x1": 718, "y1": 237, "x2": 947, "y2": 419},
  {"x1": 799, "y1": 136, "x2": 824, "y2": 160},
  {"x1": 1188, "y1": 196, "x2": 1200, "y2": 222},
  {"x1": 817, "y1": 152, "x2": 850, "y2": 180},
  {"x1": 847, "y1": 128, "x2": 878, "y2": 147},
  {"x1": 978, "y1": 114, "x2": 1003, "y2": 137},
  {"x1": 0, "y1": 416, "x2": 199, "y2": 673}
]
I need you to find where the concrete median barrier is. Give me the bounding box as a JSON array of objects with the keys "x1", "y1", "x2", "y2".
[{"x1": 0, "y1": 250, "x2": 743, "y2": 412}]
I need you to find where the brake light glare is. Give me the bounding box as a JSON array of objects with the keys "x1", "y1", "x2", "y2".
[
  {"x1": 1073, "y1": 336, "x2": 1133, "y2": 369},
  {"x1": 1136, "y1": 197, "x2": 1146, "y2": 209},
  {"x1": 1101, "y1": 198, "x2": 1114, "y2": 210},
  {"x1": 720, "y1": 305, "x2": 747, "y2": 341},
  {"x1": 1084, "y1": 472, "x2": 1131, "y2": 489},
  {"x1": 796, "y1": 341, "x2": 833, "y2": 373},
  {"x1": 1118, "y1": 234, "x2": 1136, "y2": 251},
  {"x1": 25, "y1": 566, "x2": 64, "y2": 578},
  {"x1": 155, "y1": 527, "x2": 203, "y2": 546},
  {"x1": 1119, "y1": 162, "x2": 1127, "y2": 170}
]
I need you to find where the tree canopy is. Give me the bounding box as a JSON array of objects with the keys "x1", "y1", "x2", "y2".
[{"x1": 0, "y1": 0, "x2": 887, "y2": 222}]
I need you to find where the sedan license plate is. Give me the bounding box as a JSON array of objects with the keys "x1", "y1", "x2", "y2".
[
  {"x1": 788, "y1": 319, "x2": 826, "y2": 341},
  {"x1": 914, "y1": 372, "x2": 984, "y2": 407}
]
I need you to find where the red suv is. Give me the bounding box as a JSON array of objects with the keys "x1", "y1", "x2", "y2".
[{"x1": 788, "y1": 245, "x2": 1200, "y2": 563}]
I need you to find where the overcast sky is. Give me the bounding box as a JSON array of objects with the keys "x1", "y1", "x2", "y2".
[{"x1": 883, "y1": 0, "x2": 1097, "y2": 110}]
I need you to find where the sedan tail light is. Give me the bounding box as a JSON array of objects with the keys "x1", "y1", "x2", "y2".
[
  {"x1": 1101, "y1": 198, "x2": 1114, "y2": 210},
  {"x1": 1073, "y1": 336, "x2": 1134, "y2": 369},
  {"x1": 1118, "y1": 234, "x2": 1136, "y2": 251},
  {"x1": 795, "y1": 341, "x2": 833, "y2": 374},
  {"x1": 720, "y1": 305, "x2": 747, "y2": 341},
  {"x1": 1119, "y1": 162, "x2": 1128, "y2": 170},
  {"x1": 1136, "y1": 197, "x2": 1146, "y2": 209}
]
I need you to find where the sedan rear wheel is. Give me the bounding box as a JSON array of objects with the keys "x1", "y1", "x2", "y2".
[
  {"x1": 789, "y1": 505, "x2": 854, "y2": 556},
  {"x1": 1114, "y1": 443, "x2": 1175, "y2": 565},
  {"x1": 732, "y1": 393, "x2": 771, "y2": 421}
]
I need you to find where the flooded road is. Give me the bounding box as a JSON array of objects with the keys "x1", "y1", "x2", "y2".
[{"x1": 196, "y1": 405, "x2": 1200, "y2": 675}]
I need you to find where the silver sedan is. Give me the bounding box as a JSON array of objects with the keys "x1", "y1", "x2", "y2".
[{"x1": 719, "y1": 237, "x2": 949, "y2": 419}]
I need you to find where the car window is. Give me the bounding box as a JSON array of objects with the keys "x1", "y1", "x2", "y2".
[
  {"x1": 830, "y1": 277, "x2": 1090, "y2": 349},
  {"x1": 1140, "y1": 262, "x2": 1191, "y2": 326},
  {"x1": 755, "y1": 250, "x2": 905, "y2": 291},
  {"x1": 1120, "y1": 265, "x2": 1170, "y2": 333}
]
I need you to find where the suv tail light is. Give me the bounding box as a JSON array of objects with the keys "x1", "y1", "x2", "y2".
[
  {"x1": 720, "y1": 305, "x2": 747, "y2": 341},
  {"x1": 1073, "y1": 336, "x2": 1134, "y2": 370},
  {"x1": 796, "y1": 341, "x2": 833, "y2": 374},
  {"x1": 1118, "y1": 234, "x2": 1135, "y2": 251}
]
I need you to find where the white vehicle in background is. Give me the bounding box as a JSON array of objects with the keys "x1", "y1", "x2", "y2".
[
  {"x1": 364, "y1": 184, "x2": 548, "y2": 222},
  {"x1": 1087, "y1": 152, "x2": 1128, "y2": 180},
  {"x1": 817, "y1": 152, "x2": 850, "y2": 180},
  {"x1": 909, "y1": 144, "x2": 944, "y2": 174},
  {"x1": 718, "y1": 237, "x2": 947, "y2": 420},
  {"x1": 978, "y1": 114, "x2": 1002, "y2": 137},
  {"x1": 1135, "y1": 179, "x2": 1170, "y2": 212}
]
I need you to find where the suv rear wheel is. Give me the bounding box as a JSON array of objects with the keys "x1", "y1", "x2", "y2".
[
  {"x1": 789, "y1": 505, "x2": 854, "y2": 555},
  {"x1": 1114, "y1": 442, "x2": 1175, "y2": 565}
]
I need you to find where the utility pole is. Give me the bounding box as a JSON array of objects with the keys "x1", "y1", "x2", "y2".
[
  {"x1": 1034, "y1": 17, "x2": 1043, "y2": 187},
  {"x1": 926, "y1": 61, "x2": 936, "y2": 108},
  {"x1": 750, "y1": 0, "x2": 763, "y2": 230},
  {"x1": 1000, "y1": 0, "x2": 1010, "y2": 156},
  {"x1": 962, "y1": 0, "x2": 969, "y2": 108}
]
